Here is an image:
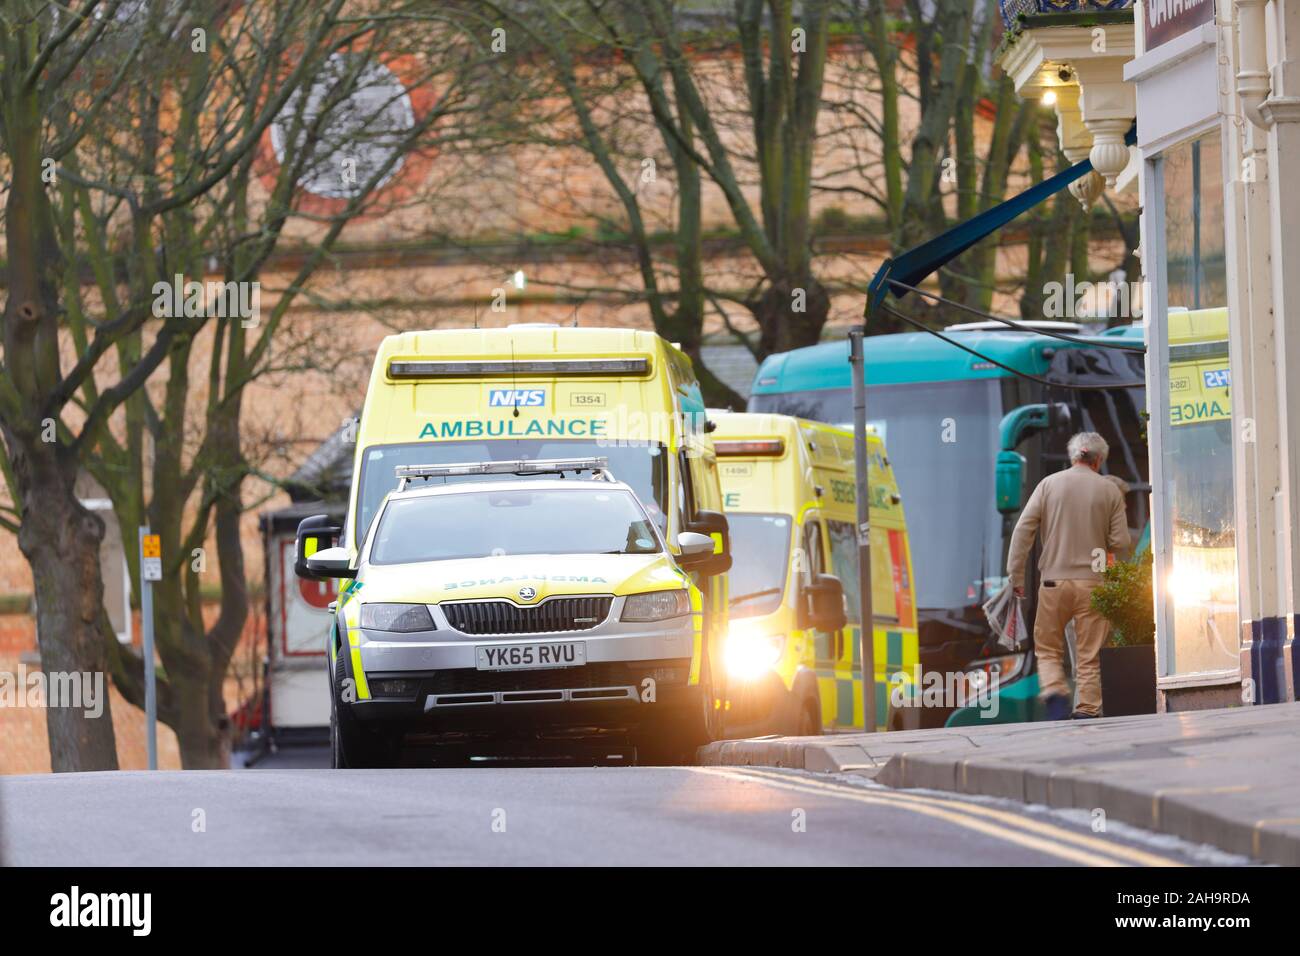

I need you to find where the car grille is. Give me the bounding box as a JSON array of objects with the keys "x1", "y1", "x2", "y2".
[
  {"x1": 429, "y1": 662, "x2": 635, "y2": 695},
  {"x1": 441, "y1": 596, "x2": 613, "y2": 635}
]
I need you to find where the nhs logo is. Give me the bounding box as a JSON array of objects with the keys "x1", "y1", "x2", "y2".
[
  {"x1": 1203, "y1": 368, "x2": 1230, "y2": 389},
  {"x1": 488, "y1": 388, "x2": 546, "y2": 408}
]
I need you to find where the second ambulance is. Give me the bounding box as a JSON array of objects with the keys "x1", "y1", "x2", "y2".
[{"x1": 711, "y1": 411, "x2": 919, "y2": 734}]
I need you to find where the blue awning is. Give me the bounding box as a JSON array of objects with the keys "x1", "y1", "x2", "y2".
[{"x1": 866, "y1": 123, "x2": 1137, "y2": 318}]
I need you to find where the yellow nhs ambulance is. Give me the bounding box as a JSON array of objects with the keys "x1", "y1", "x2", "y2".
[
  {"x1": 711, "y1": 412, "x2": 918, "y2": 734},
  {"x1": 294, "y1": 324, "x2": 733, "y2": 765}
]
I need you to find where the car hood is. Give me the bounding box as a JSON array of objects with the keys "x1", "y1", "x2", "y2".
[{"x1": 357, "y1": 551, "x2": 686, "y2": 604}]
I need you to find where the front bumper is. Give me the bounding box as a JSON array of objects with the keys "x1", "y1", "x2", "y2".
[
  {"x1": 345, "y1": 601, "x2": 697, "y2": 731},
  {"x1": 351, "y1": 659, "x2": 697, "y2": 734}
]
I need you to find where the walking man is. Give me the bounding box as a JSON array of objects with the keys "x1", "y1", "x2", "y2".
[{"x1": 1007, "y1": 432, "x2": 1130, "y2": 720}]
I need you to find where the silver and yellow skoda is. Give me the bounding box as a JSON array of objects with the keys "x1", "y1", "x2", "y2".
[{"x1": 303, "y1": 458, "x2": 717, "y2": 767}]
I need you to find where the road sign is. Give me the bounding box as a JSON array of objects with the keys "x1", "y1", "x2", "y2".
[
  {"x1": 143, "y1": 535, "x2": 163, "y2": 580},
  {"x1": 141, "y1": 534, "x2": 162, "y2": 581}
]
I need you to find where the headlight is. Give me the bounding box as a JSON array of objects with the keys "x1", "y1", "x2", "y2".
[
  {"x1": 725, "y1": 621, "x2": 785, "y2": 680},
  {"x1": 621, "y1": 590, "x2": 690, "y2": 622},
  {"x1": 360, "y1": 603, "x2": 435, "y2": 633}
]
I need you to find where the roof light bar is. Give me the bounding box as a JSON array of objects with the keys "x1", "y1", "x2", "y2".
[
  {"x1": 388, "y1": 358, "x2": 650, "y2": 379},
  {"x1": 394, "y1": 457, "x2": 613, "y2": 488},
  {"x1": 713, "y1": 439, "x2": 785, "y2": 457}
]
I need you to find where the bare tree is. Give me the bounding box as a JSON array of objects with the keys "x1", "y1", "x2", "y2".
[
  {"x1": 0, "y1": 0, "x2": 501, "y2": 768},
  {"x1": 833, "y1": 0, "x2": 1104, "y2": 330},
  {"x1": 1, "y1": 0, "x2": 196, "y2": 770},
  {"x1": 473, "y1": 0, "x2": 745, "y2": 404}
]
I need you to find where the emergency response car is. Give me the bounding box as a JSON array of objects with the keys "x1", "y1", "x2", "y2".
[
  {"x1": 304, "y1": 458, "x2": 718, "y2": 766},
  {"x1": 294, "y1": 325, "x2": 733, "y2": 762},
  {"x1": 712, "y1": 412, "x2": 919, "y2": 734}
]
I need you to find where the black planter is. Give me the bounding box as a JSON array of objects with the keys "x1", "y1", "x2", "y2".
[{"x1": 1099, "y1": 643, "x2": 1157, "y2": 716}]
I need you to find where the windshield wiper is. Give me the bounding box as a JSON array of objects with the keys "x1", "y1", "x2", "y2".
[{"x1": 729, "y1": 587, "x2": 782, "y2": 606}]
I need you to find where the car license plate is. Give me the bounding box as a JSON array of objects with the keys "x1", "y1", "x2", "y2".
[{"x1": 475, "y1": 641, "x2": 586, "y2": 671}]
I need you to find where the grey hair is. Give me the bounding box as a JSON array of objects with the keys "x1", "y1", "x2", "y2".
[{"x1": 1068, "y1": 431, "x2": 1109, "y2": 465}]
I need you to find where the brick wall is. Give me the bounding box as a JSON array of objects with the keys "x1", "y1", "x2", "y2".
[{"x1": 0, "y1": 606, "x2": 265, "y2": 775}]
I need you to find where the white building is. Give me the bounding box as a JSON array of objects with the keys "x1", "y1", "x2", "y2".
[{"x1": 999, "y1": 0, "x2": 1298, "y2": 709}]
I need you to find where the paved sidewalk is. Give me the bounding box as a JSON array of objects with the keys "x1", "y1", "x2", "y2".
[{"x1": 699, "y1": 702, "x2": 1300, "y2": 864}]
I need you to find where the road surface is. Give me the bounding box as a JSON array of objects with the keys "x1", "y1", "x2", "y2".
[{"x1": 0, "y1": 761, "x2": 1225, "y2": 866}]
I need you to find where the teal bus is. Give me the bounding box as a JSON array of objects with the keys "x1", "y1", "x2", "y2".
[{"x1": 747, "y1": 320, "x2": 1148, "y2": 727}]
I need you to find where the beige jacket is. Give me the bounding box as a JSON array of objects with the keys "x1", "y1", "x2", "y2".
[{"x1": 1007, "y1": 464, "x2": 1129, "y2": 589}]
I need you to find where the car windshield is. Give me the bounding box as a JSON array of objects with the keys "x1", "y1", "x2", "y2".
[
  {"x1": 356, "y1": 440, "x2": 669, "y2": 545},
  {"x1": 368, "y1": 487, "x2": 663, "y2": 565},
  {"x1": 726, "y1": 513, "x2": 792, "y2": 618}
]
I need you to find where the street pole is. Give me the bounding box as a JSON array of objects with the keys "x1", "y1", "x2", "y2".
[
  {"x1": 849, "y1": 329, "x2": 876, "y2": 732},
  {"x1": 139, "y1": 527, "x2": 161, "y2": 770}
]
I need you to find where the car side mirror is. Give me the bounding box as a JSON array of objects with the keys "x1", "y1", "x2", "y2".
[
  {"x1": 995, "y1": 450, "x2": 1026, "y2": 515},
  {"x1": 305, "y1": 546, "x2": 356, "y2": 579},
  {"x1": 803, "y1": 573, "x2": 847, "y2": 632},
  {"x1": 684, "y1": 509, "x2": 732, "y2": 576},
  {"x1": 295, "y1": 514, "x2": 343, "y2": 580},
  {"x1": 676, "y1": 531, "x2": 715, "y2": 556}
]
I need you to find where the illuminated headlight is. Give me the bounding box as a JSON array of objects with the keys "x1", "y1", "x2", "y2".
[
  {"x1": 621, "y1": 590, "x2": 690, "y2": 622},
  {"x1": 725, "y1": 621, "x2": 785, "y2": 680},
  {"x1": 360, "y1": 603, "x2": 435, "y2": 633}
]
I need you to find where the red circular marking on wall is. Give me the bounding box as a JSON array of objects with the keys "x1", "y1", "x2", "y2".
[{"x1": 255, "y1": 51, "x2": 438, "y2": 221}]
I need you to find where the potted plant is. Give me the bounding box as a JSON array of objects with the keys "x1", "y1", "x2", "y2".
[{"x1": 1090, "y1": 550, "x2": 1157, "y2": 716}]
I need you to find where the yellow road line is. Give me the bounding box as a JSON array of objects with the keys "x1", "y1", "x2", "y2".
[
  {"x1": 734, "y1": 767, "x2": 1186, "y2": 868},
  {"x1": 693, "y1": 766, "x2": 1184, "y2": 867},
  {"x1": 1253, "y1": 818, "x2": 1300, "y2": 858}
]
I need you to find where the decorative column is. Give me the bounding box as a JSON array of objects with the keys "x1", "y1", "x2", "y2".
[
  {"x1": 1256, "y1": 0, "x2": 1300, "y2": 702},
  {"x1": 1054, "y1": 85, "x2": 1106, "y2": 207},
  {"x1": 1071, "y1": 58, "x2": 1139, "y2": 185}
]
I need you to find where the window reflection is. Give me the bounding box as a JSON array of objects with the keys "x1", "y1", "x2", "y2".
[{"x1": 1161, "y1": 129, "x2": 1238, "y2": 675}]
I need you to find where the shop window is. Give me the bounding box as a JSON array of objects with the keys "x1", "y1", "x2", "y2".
[{"x1": 1157, "y1": 128, "x2": 1239, "y2": 678}]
